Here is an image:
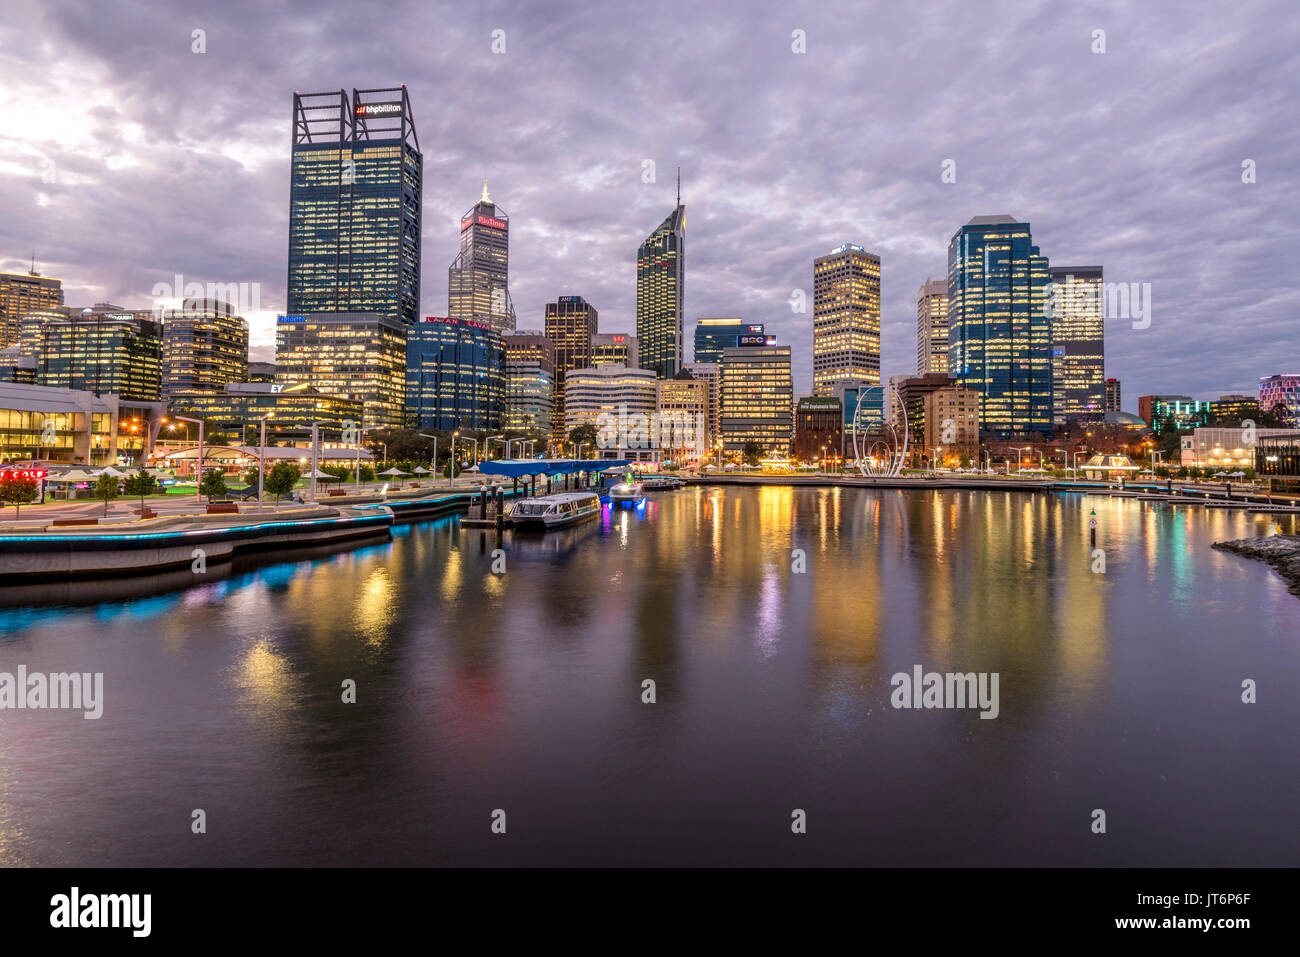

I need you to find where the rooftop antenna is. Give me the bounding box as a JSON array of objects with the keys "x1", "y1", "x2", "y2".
[
  {"x1": 29, "y1": 252, "x2": 37, "y2": 275},
  {"x1": 676, "y1": 166, "x2": 681, "y2": 207}
]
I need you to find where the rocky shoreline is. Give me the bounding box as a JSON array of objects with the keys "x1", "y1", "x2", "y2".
[{"x1": 1212, "y1": 535, "x2": 1300, "y2": 598}]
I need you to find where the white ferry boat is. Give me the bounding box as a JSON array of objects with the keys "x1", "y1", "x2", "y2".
[
  {"x1": 508, "y1": 491, "x2": 603, "y2": 528},
  {"x1": 608, "y1": 475, "x2": 645, "y2": 504}
]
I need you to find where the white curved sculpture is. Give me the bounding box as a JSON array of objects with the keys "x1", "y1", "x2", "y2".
[{"x1": 852, "y1": 390, "x2": 908, "y2": 478}]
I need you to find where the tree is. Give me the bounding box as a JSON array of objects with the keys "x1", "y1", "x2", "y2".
[
  {"x1": 0, "y1": 476, "x2": 38, "y2": 519},
  {"x1": 742, "y1": 440, "x2": 764, "y2": 467},
  {"x1": 264, "y1": 462, "x2": 301, "y2": 502},
  {"x1": 568, "y1": 423, "x2": 599, "y2": 454},
  {"x1": 122, "y1": 468, "x2": 158, "y2": 513},
  {"x1": 94, "y1": 473, "x2": 120, "y2": 516},
  {"x1": 199, "y1": 468, "x2": 228, "y2": 500},
  {"x1": 442, "y1": 460, "x2": 461, "y2": 479},
  {"x1": 358, "y1": 464, "x2": 376, "y2": 483}
]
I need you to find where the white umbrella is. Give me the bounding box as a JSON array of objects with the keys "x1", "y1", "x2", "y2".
[
  {"x1": 1212, "y1": 471, "x2": 1227, "y2": 477},
  {"x1": 1229, "y1": 470, "x2": 1246, "y2": 478},
  {"x1": 306, "y1": 468, "x2": 336, "y2": 479},
  {"x1": 53, "y1": 469, "x2": 97, "y2": 483},
  {"x1": 412, "y1": 466, "x2": 431, "y2": 475},
  {"x1": 97, "y1": 466, "x2": 127, "y2": 477},
  {"x1": 378, "y1": 466, "x2": 409, "y2": 476}
]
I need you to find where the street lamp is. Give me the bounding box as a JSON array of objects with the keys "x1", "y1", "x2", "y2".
[
  {"x1": 257, "y1": 413, "x2": 272, "y2": 511},
  {"x1": 174, "y1": 416, "x2": 204, "y2": 503},
  {"x1": 450, "y1": 430, "x2": 459, "y2": 486},
  {"x1": 309, "y1": 420, "x2": 332, "y2": 501}
]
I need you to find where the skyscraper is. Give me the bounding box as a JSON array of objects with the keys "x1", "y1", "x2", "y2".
[
  {"x1": 19, "y1": 305, "x2": 162, "y2": 401},
  {"x1": 683, "y1": 361, "x2": 720, "y2": 445},
  {"x1": 1258, "y1": 373, "x2": 1300, "y2": 424},
  {"x1": 947, "y1": 215, "x2": 1053, "y2": 437},
  {"x1": 275, "y1": 312, "x2": 406, "y2": 427},
  {"x1": 636, "y1": 184, "x2": 685, "y2": 378},
  {"x1": 693, "y1": 318, "x2": 764, "y2": 365},
  {"x1": 448, "y1": 180, "x2": 515, "y2": 333},
  {"x1": 0, "y1": 268, "x2": 62, "y2": 348},
  {"x1": 503, "y1": 331, "x2": 555, "y2": 434},
  {"x1": 720, "y1": 344, "x2": 793, "y2": 456},
  {"x1": 915, "y1": 278, "x2": 948, "y2": 375},
  {"x1": 1048, "y1": 265, "x2": 1105, "y2": 424},
  {"x1": 287, "y1": 87, "x2": 421, "y2": 326},
  {"x1": 812, "y1": 244, "x2": 881, "y2": 396},
  {"x1": 1104, "y1": 377, "x2": 1122, "y2": 413},
  {"x1": 162, "y1": 297, "x2": 249, "y2": 397},
  {"x1": 591, "y1": 333, "x2": 639, "y2": 368},
  {"x1": 544, "y1": 296, "x2": 598, "y2": 440},
  {"x1": 405, "y1": 316, "x2": 504, "y2": 431}
]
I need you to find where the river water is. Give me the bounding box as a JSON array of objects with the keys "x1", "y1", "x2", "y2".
[{"x1": 0, "y1": 485, "x2": 1296, "y2": 866}]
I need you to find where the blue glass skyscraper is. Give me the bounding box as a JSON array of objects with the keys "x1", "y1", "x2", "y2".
[
  {"x1": 406, "y1": 317, "x2": 504, "y2": 431},
  {"x1": 947, "y1": 215, "x2": 1053, "y2": 436}
]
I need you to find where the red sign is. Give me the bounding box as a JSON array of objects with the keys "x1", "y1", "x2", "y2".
[
  {"x1": 0, "y1": 469, "x2": 47, "y2": 482},
  {"x1": 476, "y1": 214, "x2": 505, "y2": 229},
  {"x1": 459, "y1": 217, "x2": 474, "y2": 231},
  {"x1": 611, "y1": 335, "x2": 625, "y2": 343}
]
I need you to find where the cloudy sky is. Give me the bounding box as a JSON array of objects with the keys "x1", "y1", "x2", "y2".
[{"x1": 1, "y1": 0, "x2": 1294, "y2": 400}]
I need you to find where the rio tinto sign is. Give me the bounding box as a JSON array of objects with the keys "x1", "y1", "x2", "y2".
[
  {"x1": 0, "y1": 469, "x2": 48, "y2": 482},
  {"x1": 462, "y1": 214, "x2": 505, "y2": 231}
]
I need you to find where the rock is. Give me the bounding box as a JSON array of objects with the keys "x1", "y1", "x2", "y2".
[{"x1": 1212, "y1": 536, "x2": 1300, "y2": 598}]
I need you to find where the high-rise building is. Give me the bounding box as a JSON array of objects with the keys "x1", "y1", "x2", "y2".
[
  {"x1": 544, "y1": 296, "x2": 598, "y2": 440},
  {"x1": 275, "y1": 311, "x2": 406, "y2": 427},
  {"x1": 657, "y1": 368, "x2": 709, "y2": 463},
  {"x1": 562, "y1": 365, "x2": 659, "y2": 460},
  {"x1": 287, "y1": 88, "x2": 421, "y2": 326},
  {"x1": 591, "y1": 333, "x2": 639, "y2": 368},
  {"x1": 18, "y1": 305, "x2": 162, "y2": 401},
  {"x1": 448, "y1": 180, "x2": 515, "y2": 333},
  {"x1": 720, "y1": 344, "x2": 793, "y2": 456},
  {"x1": 636, "y1": 192, "x2": 685, "y2": 378},
  {"x1": 0, "y1": 268, "x2": 62, "y2": 348},
  {"x1": 405, "y1": 316, "x2": 504, "y2": 432},
  {"x1": 1209, "y1": 393, "x2": 1259, "y2": 424},
  {"x1": 1137, "y1": 394, "x2": 1210, "y2": 434},
  {"x1": 1104, "y1": 377, "x2": 1122, "y2": 413},
  {"x1": 162, "y1": 297, "x2": 248, "y2": 397},
  {"x1": 693, "y1": 318, "x2": 763, "y2": 365},
  {"x1": 503, "y1": 330, "x2": 555, "y2": 435},
  {"x1": 812, "y1": 244, "x2": 881, "y2": 397},
  {"x1": 683, "y1": 361, "x2": 720, "y2": 445},
  {"x1": 0, "y1": 346, "x2": 36, "y2": 384},
  {"x1": 894, "y1": 373, "x2": 955, "y2": 460},
  {"x1": 1258, "y1": 373, "x2": 1300, "y2": 424},
  {"x1": 924, "y1": 386, "x2": 981, "y2": 467},
  {"x1": 947, "y1": 215, "x2": 1053, "y2": 436},
  {"x1": 915, "y1": 278, "x2": 948, "y2": 375},
  {"x1": 1048, "y1": 265, "x2": 1105, "y2": 424}
]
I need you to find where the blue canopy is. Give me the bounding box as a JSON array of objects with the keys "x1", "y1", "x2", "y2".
[{"x1": 474, "y1": 458, "x2": 631, "y2": 479}]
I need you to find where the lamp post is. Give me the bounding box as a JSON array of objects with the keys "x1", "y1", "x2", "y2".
[
  {"x1": 309, "y1": 420, "x2": 331, "y2": 501},
  {"x1": 175, "y1": 416, "x2": 204, "y2": 503},
  {"x1": 257, "y1": 413, "x2": 271, "y2": 511},
  {"x1": 450, "y1": 430, "x2": 459, "y2": 487}
]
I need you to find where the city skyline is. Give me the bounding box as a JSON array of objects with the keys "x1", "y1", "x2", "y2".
[{"x1": 0, "y1": 0, "x2": 1293, "y2": 399}]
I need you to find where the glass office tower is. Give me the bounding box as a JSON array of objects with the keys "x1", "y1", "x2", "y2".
[
  {"x1": 0, "y1": 269, "x2": 62, "y2": 348},
  {"x1": 162, "y1": 297, "x2": 249, "y2": 397},
  {"x1": 947, "y1": 215, "x2": 1053, "y2": 437},
  {"x1": 405, "y1": 316, "x2": 504, "y2": 431},
  {"x1": 720, "y1": 344, "x2": 793, "y2": 455},
  {"x1": 1047, "y1": 265, "x2": 1104, "y2": 424},
  {"x1": 18, "y1": 305, "x2": 162, "y2": 401},
  {"x1": 275, "y1": 311, "x2": 406, "y2": 427},
  {"x1": 287, "y1": 88, "x2": 421, "y2": 326},
  {"x1": 636, "y1": 200, "x2": 685, "y2": 378},
  {"x1": 449, "y1": 181, "x2": 515, "y2": 333},
  {"x1": 812, "y1": 244, "x2": 881, "y2": 396},
  {"x1": 915, "y1": 277, "x2": 948, "y2": 375},
  {"x1": 693, "y1": 318, "x2": 763, "y2": 365}
]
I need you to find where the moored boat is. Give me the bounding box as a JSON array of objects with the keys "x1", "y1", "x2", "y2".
[{"x1": 508, "y1": 491, "x2": 603, "y2": 528}]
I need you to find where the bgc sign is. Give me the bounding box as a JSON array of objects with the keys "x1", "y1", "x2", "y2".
[{"x1": 738, "y1": 334, "x2": 777, "y2": 347}]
